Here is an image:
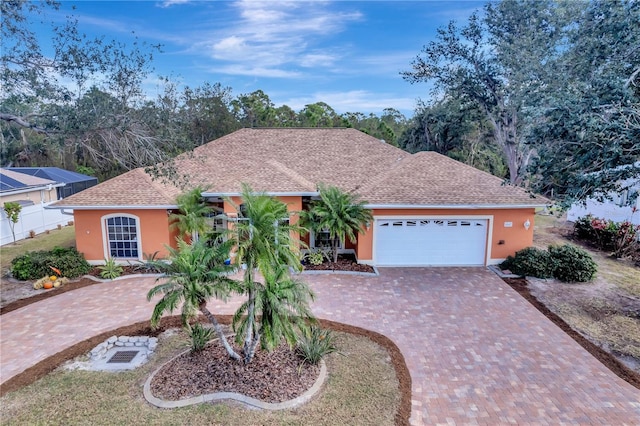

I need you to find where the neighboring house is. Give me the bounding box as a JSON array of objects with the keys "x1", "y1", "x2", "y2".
[
  {"x1": 567, "y1": 163, "x2": 640, "y2": 226},
  {"x1": 1, "y1": 167, "x2": 98, "y2": 245},
  {"x1": 1, "y1": 169, "x2": 66, "y2": 245},
  {"x1": 5, "y1": 167, "x2": 98, "y2": 199},
  {"x1": 52, "y1": 128, "x2": 548, "y2": 266}
]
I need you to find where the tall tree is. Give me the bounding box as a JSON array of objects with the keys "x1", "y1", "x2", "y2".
[
  {"x1": 1, "y1": 1, "x2": 168, "y2": 179},
  {"x1": 528, "y1": 0, "x2": 640, "y2": 203},
  {"x1": 227, "y1": 185, "x2": 309, "y2": 363},
  {"x1": 298, "y1": 102, "x2": 341, "y2": 127},
  {"x1": 403, "y1": 0, "x2": 565, "y2": 184},
  {"x1": 398, "y1": 98, "x2": 507, "y2": 176},
  {"x1": 231, "y1": 90, "x2": 277, "y2": 128}
]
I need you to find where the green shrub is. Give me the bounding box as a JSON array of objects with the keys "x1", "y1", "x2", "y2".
[
  {"x1": 98, "y1": 258, "x2": 124, "y2": 279},
  {"x1": 188, "y1": 323, "x2": 214, "y2": 353},
  {"x1": 573, "y1": 215, "x2": 596, "y2": 241},
  {"x1": 11, "y1": 247, "x2": 90, "y2": 280},
  {"x1": 129, "y1": 251, "x2": 166, "y2": 273},
  {"x1": 296, "y1": 326, "x2": 337, "y2": 365},
  {"x1": 500, "y1": 247, "x2": 556, "y2": 278},
  {"x1": 573, "y1": 215, "x2": 638, "y2": 257},
  {"x1": 549, "y1": 244, "x2": 597, "y2": 282},
  {"x1": 305, "y1": 249, "x2": 327, "y2": 266}
]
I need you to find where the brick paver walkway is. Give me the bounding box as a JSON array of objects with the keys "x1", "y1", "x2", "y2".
[{"x1": 1, "y1": 268, "x2": 639, "y2": 424}]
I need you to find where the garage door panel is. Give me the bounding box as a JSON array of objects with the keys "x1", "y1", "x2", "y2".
[{"x1": 375, "y1": 218, "x2": 487, "y2": 266}]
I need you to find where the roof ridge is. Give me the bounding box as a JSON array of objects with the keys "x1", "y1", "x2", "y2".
[
  {"x1": 0, "y1": 168, "x2": 56, "y2": 186},
  {"x1": 416, "y1": 151, "x2": 509, "y2": 185},
  {"x1": 137, "y1": 168, "x2": 180, "y2": 204},
  {"x1": 266, "y1": 159, "x2": 317, "y2": 191},
  {"x1": 354, "y1": 153, "x2": 415, "y2": 194}
]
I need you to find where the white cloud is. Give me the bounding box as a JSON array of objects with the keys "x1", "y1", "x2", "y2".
[
  {"x1": 191, "y1": 0, "x2": 361, "y2": 79},
  {"x1": 158, "y1": 0, "x2": 191, "y2": 8},
  {"x1": 300, "y1": 53, "x2": 337, "y2": 68},
  {"x1": 279, "y1": 90, "x2": 417, "y2": 115},
  {"x1": 211, "y1": 65, "x2": 301, "y2": 79}
]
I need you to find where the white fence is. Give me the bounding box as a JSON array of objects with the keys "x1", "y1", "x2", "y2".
[{"x1": 1, "y1": 203, "x2": 72, "y2": 246}]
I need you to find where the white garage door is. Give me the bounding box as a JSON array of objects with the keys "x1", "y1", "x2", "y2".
[{"x1": 375, "y1": 218, "x2": 488, "y2": 266}]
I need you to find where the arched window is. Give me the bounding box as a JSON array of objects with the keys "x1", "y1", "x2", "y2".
[{"x1": 103, "y1": 215, "x2": 140, "y2": 259}]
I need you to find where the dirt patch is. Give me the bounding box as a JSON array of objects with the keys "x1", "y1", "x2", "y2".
[
  {"x1": 503, "y1": 277, "x2": 640, "y2": 390},
  {"x1": 0, "y1": 315, "x2": 411, "y2": 426},
  {"x1": 1, "y1": 277, "x2": 101, "y2": 314},
  {"x1": 531, "y1": 213, "x2": 640, "y2": 373},
  {"x1": 303, "y1": 253, "x2": 375, "y2": 273}
]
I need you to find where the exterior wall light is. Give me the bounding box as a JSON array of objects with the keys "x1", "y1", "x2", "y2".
[{"x1": 524, "y1": 219, "x2": 531, "y2": 230}]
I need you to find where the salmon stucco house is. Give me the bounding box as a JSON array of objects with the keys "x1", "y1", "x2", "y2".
[{"x1": 52, "y1": 128, "x2": 548, "y2": 267}]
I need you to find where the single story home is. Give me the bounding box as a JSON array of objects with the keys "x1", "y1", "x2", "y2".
[
  {"x1": 52, "y1": 128, "x2": 548, "y2": 266},
  {"x1": 5, "y1": 167, "x2": 98, "y2": 200},
  {"x1": 1, "y1": 168, "x2": 65, "y2": 245},
  {"x1": 1, "y1": 167, "x2": 98, "y2": 245}
]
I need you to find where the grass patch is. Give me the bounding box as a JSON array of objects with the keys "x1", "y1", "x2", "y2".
[
  {"x1": 1, "y1": 330, "x2": 400, "y2": 426},
  {"x1": 534, "y1": 214, "x2": 639, "y2": 297},
  {"x1": 0, "y1": 226, "x2": 76, "y2": 273}
]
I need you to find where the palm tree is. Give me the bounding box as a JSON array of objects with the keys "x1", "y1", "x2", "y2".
[
  {"x1": 147, "y1": 238, "x2": 241, "y2": 361},
  {"x1": 169, "y1": 186, "x2": 214, "y2": 243},
  {"x1": 227, "y1": 184, "x2": 310, "y2": 363},
  {"x1": 304, "y1": 184, "x2": 373, "y2": 263},
  {"x1": 233, "y1": 263, "x2": 315, "y2": 361}
]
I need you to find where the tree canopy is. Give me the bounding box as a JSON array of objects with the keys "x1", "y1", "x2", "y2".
[{"x1": 403, "y1": 0, "x2": 640, "y2": 203}]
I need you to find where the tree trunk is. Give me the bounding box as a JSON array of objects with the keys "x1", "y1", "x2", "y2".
[
  {"x1": 244, "y1": 330, "x2": 262, "y2": 364},
  {"x1": 243, "y1": 286, "x2": 256, "y2": 359},
  {"x1": 199, "y1": 302, "x2": 241, "y2": 361},
  {"x1": 485, "y1": 106, "x2": 529, "y2": 185},
  {"x1": 332, "y1": 237, "x2": 339, "y2": 263}
]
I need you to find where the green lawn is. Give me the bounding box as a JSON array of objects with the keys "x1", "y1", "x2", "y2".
[
  {"x1": 1, "y1": 331, "x2": 401, "y2": 425},
  {"x1": 1, "y1": 226, "x2": 76, "y2": 273}
]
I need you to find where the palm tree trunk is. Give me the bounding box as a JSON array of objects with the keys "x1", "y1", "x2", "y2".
[
  {"x1": 332, "y1": 238, "x2": 339, "y2": 263},
  {"x1": 243, "y1": 287, "x2": 256, "y2": 358},
  {"x1": 245, "y1": 330, "x2": 261, "y2": 364},
  {"x1": 199, "y1": 302, "x2": 241, "y2": 361}
]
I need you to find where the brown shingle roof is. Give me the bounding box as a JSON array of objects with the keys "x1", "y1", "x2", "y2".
[
  {"x1": 53, "y1": 128, "x2": 547, "y2": 208},
  {"x1": 176, "y1": 128, "x2": 408, "y2": 193},
  {"x1": 54, "y1": 168, "x2": 181, "y2": 207},
  {"x1": 357, "y1": 151, "x2": 545, "y2": 206}
]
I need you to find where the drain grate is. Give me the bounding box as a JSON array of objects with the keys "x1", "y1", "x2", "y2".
[{"x1": 107, "y1": 350, "x2": 139, "y2": 364}]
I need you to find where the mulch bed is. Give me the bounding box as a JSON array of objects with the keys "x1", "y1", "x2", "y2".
[
  {"x1": 303, "y1": 254, "x2": 375, "y2": 273},
  {"x1": 150, "y1": 342, "x2": 320, "y2": 403},
  {"x1": 502, "y1": 277, "x2": 640, "y2": 390}
]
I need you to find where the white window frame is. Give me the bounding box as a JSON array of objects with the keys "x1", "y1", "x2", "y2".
[
  {"x1": 101, "y1": 213, "x2": 142, "y2": 262},
  {"x1": 310, "y1": 228, "x2": 344, "y2": 250}
]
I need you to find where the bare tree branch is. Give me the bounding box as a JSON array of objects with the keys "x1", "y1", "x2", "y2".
[{"x1": 0, "y1": 113, "x2": 50, "y2": 134}]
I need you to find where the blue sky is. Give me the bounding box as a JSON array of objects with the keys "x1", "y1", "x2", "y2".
[{"x1": 44, "y1": 1, "x2": 486, "y2": 117}]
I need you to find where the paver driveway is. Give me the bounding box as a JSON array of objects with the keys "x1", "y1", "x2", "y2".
[{"x1": 1, "y1": 268, "x2": 639, "y2": 425}]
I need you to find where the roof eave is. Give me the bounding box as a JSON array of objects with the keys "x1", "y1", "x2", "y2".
[
  {"x1": 201, "y1": 191, "x2": 319, "y2": 197},
  {"x1": 46, "y1": 204, "x2": 179, "y2": 210},
  {"x1": 364, "y1": 203, "x2": 550, "y2": 209}
]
